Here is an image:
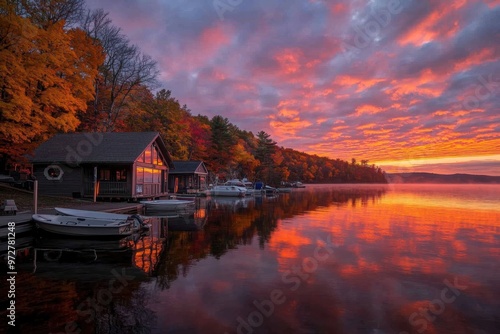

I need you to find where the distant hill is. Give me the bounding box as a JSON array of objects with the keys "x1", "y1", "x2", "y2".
[{"x1": 385, "y1": 172, "x2": 500, "y2": 184}]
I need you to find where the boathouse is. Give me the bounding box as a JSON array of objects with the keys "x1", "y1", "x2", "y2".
[
  {"x1": 30, "y1": 132, "x2": 174, "y2": 200},
  {"x1": 168, "y1": 160, "x2": 208, "y2": 193}
]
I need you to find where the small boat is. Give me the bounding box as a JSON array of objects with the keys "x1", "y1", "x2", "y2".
[
  {"x1": 262, "y1": 185, "x2": 278, "y2": 195},
  {"x1": 33, "y1": 214, "x2": 136, "y2": 237},
  {"x1": 55, "y1": 207, "x2": 131, "y2": 220},
  {"x1": 224, "y1": 179, "x2": 249, "y2": 188},
  {"x1": 206, "y1": 185, "x2": 247, "y2": 197},
  {"x1": 140, "y1": 199, "x2": 194, "y2": 211},
  {"x1": 55, "y1": 207, "x2": 148, "y2": 231},
  {"x1": 225, "y1": 179, "x2": 259, "y2": 195}
]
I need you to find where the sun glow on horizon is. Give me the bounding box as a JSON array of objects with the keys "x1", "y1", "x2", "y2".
[{"x1": 375, "y1": 154, "x2": 500, "y2": 176}]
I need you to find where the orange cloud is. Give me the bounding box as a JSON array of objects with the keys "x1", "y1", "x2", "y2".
[
  {"x1": 269, "y1": 118, "x2": 313, "y2": 138},
  {"x1": 335, "y1": 76, "x2": 385, "y2": 93},
  {"x1": 398, "y1": 1, "x2": 468, "y2": 46},
  {"x1": 453, "y1": 48, "x2": 497, "y2": 72},
  {"x1": 356, "y1": 123, "x2": 378, "y2": 130},
  {"x1": 388, "y1": 69, "x2": 446, "y2": 100},
  {"x1": 274, "y1": 48, "x2": 303, "y2": 75},
  {"x1": 355, "y1": 104, "x2": 384, "y2": 116},
  {"x1": 268, "y1": 102, "x2": 314, "y2": 140}
]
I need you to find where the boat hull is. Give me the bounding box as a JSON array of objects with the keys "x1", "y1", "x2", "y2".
[
  {"x1": 207, "y1": 185, "x2": 246, "y2": 197},
  {"x1": 140, "y1": 199, "x2": 194, "y2": 211},
  {"x1": 55, "y1": 207, "x2": 130, "y2": 220},
  {"x1": 33, "y1": 214, "x2": 134, "y2": 237}
]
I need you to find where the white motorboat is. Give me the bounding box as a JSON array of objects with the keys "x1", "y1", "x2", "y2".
[
  {"x1": 32, "y1": 214, "x2": 136, "y2": 237},
  {"x1": 206, "y1": 185, "x2": 247, "y2": 197},
  {"x1": 140, "y1": 199, "x2": 195, "y2": 211},
  {"x1": 225, "y1": 179, "x2": 259, "y2": 195},
  {"x1": 55, "y1": 207, "x2": 148, "y2": 231}
]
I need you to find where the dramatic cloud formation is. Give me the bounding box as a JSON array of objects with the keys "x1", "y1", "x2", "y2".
[{"x1": 85, "y1": 0, "x2": 500, "y2": 175}]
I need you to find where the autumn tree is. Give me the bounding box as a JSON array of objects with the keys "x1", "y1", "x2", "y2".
[
  {"x1": 207, "y1": 115, "x2": 236, "y2": 178},
  {"x1": 79, "y1": 9, "x2": 158, "y2": 131},
  {"x1": 121, "y1": 88, "x2": 192, "y2": 159},
  {"x1": 0, "y1": 0, "x2": 103, "y2": 163},
  {"x1": 254, "y1": 131, "x2": 279, "y2": 184},
  {"x1": 187, "y1": 115, "x2": 211, "y2": 161}
]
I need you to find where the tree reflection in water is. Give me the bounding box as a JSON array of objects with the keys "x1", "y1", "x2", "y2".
[
  {"x1": 155, "y1": 185, "x2": 387, "y2": 289},
  {"x1": 5, "y1": 185, "x2": 388, "y2": 333}
]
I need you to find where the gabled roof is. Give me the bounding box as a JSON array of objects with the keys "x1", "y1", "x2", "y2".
[
  {"x1": 170, "y1": 161, "x2": 208, "y2": 174},
  {"x1": 30, "y1": 132, "x2": 173, "y2": 167}
]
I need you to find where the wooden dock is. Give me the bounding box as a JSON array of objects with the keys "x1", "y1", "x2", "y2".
[{"x1": 0, "y1": 202, "x2": 144, "y2": 238}]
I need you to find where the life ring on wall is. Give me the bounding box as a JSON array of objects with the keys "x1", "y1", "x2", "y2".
[
  {"x1": 43, "y1": 165, "x2": 64, "y2": 181},
  {"x1": 43, "y1": 250, "x2": 62, "y2": 262}
]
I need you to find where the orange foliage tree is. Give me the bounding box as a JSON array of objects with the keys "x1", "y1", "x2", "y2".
[{"x1": 0, "y1": 0, "x2": 103, "y2": 164}]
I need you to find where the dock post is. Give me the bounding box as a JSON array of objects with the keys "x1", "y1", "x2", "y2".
[
  {"x1": 93, "y1": 166, "x2": 98, "y2": 203},
  {"x1": 34, "y1": 180, "x2": 38, "y2": 214}
]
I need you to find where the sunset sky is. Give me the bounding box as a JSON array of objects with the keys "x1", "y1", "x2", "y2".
[{"x1": 85, "y1": 0, "x2": 499, "y2": 176}]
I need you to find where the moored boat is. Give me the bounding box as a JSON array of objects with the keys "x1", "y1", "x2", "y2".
[
  {"x1": 55, "y1": 207, "x2": 148, "y2": 231},
  {"x1": 205, "y1": 185, "x2": 247, "y2": 197},
  {"x1": 262, "y1": 185, "x2": 278, "y2": 195},
  {"x1": 225, "y1": 179, "x2": 260, "y2": 195},
  {"x1": 32, "y1": 214, "x2": 136, "y2": 237},
  {"x1": 140, "y1": 199, "x2": 195, "y2": 211}
]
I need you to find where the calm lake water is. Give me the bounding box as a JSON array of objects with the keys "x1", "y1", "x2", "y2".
[{"x1": 2, "y1": 184, "x2": 500, "y2": 334}]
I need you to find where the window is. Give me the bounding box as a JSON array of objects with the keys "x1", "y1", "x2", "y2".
[
  {"x1": 144, "y1": 168, "x2": 153, "y2": 183},
  {"x1": 136, "y1": 167, "x2": 144, "y2": 183},
  {"x1": 144, "y1": 146, "x2": 152, "y2": 163},
  {"x1": 152, "y1": 146, "x2": 158, "y2": 165},
  {"x1": 157, "y1": 148, "x2": 164, "y2": 166},
  {"x1": 100, "y1": 169, "x2": 111, "y2": 181},
  {"x1": 116, "y1": 169, "x2": 127, "y2": 181}
]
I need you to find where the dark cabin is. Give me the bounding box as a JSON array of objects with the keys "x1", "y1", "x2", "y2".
[
  {"x1": 168, "y1": 161, "x2": 208, "y2": 193},
  {"x1": 30, "y1": 132, "x2": 174, "y2": 200}
]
